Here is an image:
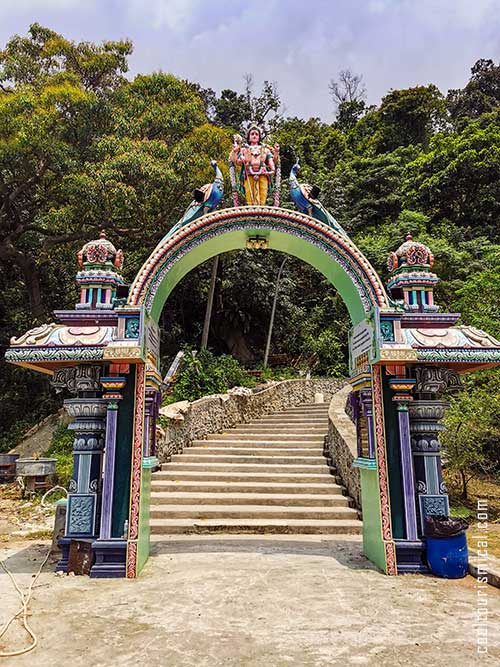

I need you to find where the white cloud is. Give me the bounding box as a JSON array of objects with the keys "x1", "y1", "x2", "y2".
[
  {"x1": 1, "y1": 0, "x2": 500, "y2": 118},
  {"x1": 0, "y1": 0, "x2": 97, "y2": 21}
]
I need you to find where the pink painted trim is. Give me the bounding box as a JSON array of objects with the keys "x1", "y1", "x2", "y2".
[
  {"x1": 372, "y1": 366, "x2": 397, "y2": 575},
  {"x1": 126, "y1": 363, "x2": 145, "y2": 578}
]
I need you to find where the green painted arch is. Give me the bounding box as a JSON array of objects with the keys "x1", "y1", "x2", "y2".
[{"x1": 128, "y1": 206, "x2": 389, "y2": 326}]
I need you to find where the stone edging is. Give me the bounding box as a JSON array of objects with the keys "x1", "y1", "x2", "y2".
[{"x1": 324, "y1": 384, "x2": 361, "y2": 509}]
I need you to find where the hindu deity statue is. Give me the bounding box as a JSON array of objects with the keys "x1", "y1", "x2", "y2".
[{"x1": 229, "y1": 125, "x2": 280, "y2": 206}]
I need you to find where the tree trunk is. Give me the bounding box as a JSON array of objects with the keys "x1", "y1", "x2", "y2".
[
  {"x1": 460, "y1": 469, "x2": 468, "y2": 500},
  {"x1": 201, "y1": 255, "x2": 219, "y2": 349},
  {"x1": 263, "y1": 256, "x2": 287, "y2": 368},
  {"x1": 0, "y1": 243, "x2": 45, "y2": 319},
  {"x1": 22, "y1": 258, "x2": 44, "y2": 319}
]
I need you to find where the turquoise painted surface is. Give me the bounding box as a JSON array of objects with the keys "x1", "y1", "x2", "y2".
[
  {"x1": 136, "y1": 458, "x2": 157, "y2": 574},
  {"x1": 149, "y1": 228, "x2": 369, "y2": 326},
  {"x1": 360, "y1": 467, "x2": 387, "y2": 573}
]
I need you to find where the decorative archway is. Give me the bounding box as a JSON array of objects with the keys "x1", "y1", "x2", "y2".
[
  {"x1": 6, "y1": 203, "x2": 500, "y2": 580},
  {"x1": 127, "y1": 206, "x2": 389, "y2": 326}
]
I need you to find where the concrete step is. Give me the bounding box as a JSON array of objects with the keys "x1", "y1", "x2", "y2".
[
  {"x1": 230, "y1": 425, "x2": 327, "y2": 433},
  {"x1": 154, "y1": 471, "x2": 337, "y2": 483},
  {"x1": 170, "y1": 454, "x2": 327, "y2": 465},
  {"x1": 206, "y1": 432, "x2": 325, "y2": 442},
  {"x1": 150, "y1": 480, "x2": 344, "y2": 495},
  {"x1": 183, "y1": 447, "x2": 325, "y2": 457},
  {"x1": 252, "y1": 412, "x2": 328, "y2": 425},
  {"x1": 192, "y1": 439, "x2": 324, "y2": 447},
  {"x1": 161, "y1": 462, "x2": 332, "y2": 473},
  {"x1": 150, "y1": 518, "x2": 362, "y2": 535},
  {"x1": 149, "y1": 491, "x2": 349, "y2": 506},
  {"x1": 281, "y1": 406, "x2": 329, "y2": 414},
  {"x1": 149, "y1": 505, "x2": 358, "y2": 520},
  {"x1": 188, "y1": 440, "x2": 323, "y2": 456}
]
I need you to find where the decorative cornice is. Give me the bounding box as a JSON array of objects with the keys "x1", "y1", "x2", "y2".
[
  {"x1": 416, "y1": 348, "x2": 500, "y2": 363},
  {"x1": 5, "y1": 346, "x2": 104, "y2": 364}
]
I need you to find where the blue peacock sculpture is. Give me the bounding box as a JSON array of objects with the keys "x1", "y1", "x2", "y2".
[
  {"x1": 289, "y1": 162, "x2": 347, "y2": 236},
  {"x1": 167, "y1": 160, "x2": 224, "y2": 237}
]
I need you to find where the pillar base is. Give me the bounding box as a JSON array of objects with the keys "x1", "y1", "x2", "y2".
[
  {"x1": 395, "y1": 539, "x2": 429, "y2": 574},
  {"x1": 90, "y1": 539, "x2": 127, "y2": 578},
  {"x1": 56, "y1": 537, "x2": 71, "y2": 572}
]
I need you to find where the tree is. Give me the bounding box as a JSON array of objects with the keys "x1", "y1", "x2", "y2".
[
  {"x1": 451, "y1": 246, "x2": 500, "y2": 338},
  {"x1": 442, "y1": 378, "x2": 500, "y2": 499},
  {"x1": 448, "y1": 59, "x2": 500, "y2": 126},
  {"x1": 211, "y1": 76, "x2": 281, "y2": 131},
  {"x1": 0, "y1": 25, "x2": 231, "y2": 446},
  {"x1": 329, "y1": 69, "x2": 366, "y2": 107},
  {"x1": 329, "y1": 69, "x2": 367, "y2": 130},
  {"x1": 376, "y1": 85, "x2": 447, "y2": 152},
  {"x1": 329, "y1": 148, "x2": 417, "y2": 233},
  {"x1": 403, "y1": 112, "x2": 500, "y2": 240}
]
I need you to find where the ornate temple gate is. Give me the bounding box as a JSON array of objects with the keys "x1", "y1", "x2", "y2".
[{"x1": 6, "y1": 184, "x2": 500, "y2": 578}]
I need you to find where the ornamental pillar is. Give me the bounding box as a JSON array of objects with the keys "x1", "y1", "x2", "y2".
[
  {"x1": 388, "y1": 377, "x2": 418, "y2": 541},
  {"x1": 409, "y1": 367, "x2": 462, "y2": 535},
  {"x1": 98, "y1": 375, "x2": 127, "y2": 539},
  {"x1": 51, "y1": 365, "x2": 106, "y2": 570}
]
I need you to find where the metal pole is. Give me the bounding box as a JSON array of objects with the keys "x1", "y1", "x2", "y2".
[
  {"x1": 263, "y1": 256, "x2": 287, "y2": 368},
  {"x1": 201, "y1": 255, "x2": 219, "y2": 349}
]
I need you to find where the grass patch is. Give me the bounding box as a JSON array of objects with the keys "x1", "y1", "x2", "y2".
[{"x1": 45, "y1": 422, "x2": 74, "y2": 488}]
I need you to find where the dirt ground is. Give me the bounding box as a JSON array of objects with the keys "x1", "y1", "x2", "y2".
[{"x1": 1, "y1": 535, "x2": 499, "y2": 667}]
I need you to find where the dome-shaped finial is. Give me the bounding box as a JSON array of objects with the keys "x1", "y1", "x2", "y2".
[
  {"x1": 75, "y1": 230, "x2": 124, "y2": 310},
  {"x1": 405, "y1": 231, "x2": 413, "y2": 242}
]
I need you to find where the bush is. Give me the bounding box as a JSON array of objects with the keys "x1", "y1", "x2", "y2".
[
  {"x1": 302, "y1": 327, "x2": 348, "y2": 377},
  {"x1": 167, "y1": 349, "x2": 256, "y2": 404},
  {"x1": 45, "y1": 421, "x2": 74, "y2": 488}
]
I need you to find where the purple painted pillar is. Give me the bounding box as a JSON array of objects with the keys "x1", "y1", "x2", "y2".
[
  {"x1": 396, "y1": 404, "x2": 418, "y2": 541},
  {"x1": 389, "y1": 377, "x2": 418, "y2": 541},
  {"x1": 99, "y1": 376, "x2": 127, "y2": 540},
  {"x1": 359, "y1": 388, "x2": 375, "y2": 459}
]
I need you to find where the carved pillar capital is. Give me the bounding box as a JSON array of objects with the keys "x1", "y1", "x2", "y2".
[
  {"x1": 413, "y1": 366, "x2": 462, "y2": 396},
  {"x1": 51, "y1": 365, "x2": 102, "y2": 394}
]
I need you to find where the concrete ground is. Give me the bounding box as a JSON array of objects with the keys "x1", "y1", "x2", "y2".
[{"x1": 1, "y1": 535, "x2": 499, "y2": 667}]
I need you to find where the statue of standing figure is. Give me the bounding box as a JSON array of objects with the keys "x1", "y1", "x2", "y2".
[{"x1": 229, "y1": 125, "x2": 280, "y2": 206}]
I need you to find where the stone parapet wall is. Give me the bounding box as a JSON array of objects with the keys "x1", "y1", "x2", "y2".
[
  {"x1": 325, "y1": 384, "x2": 361, "y2": 509},
  {"x1": 156, "y1": 378, "x2": 345, "y2": 462}
]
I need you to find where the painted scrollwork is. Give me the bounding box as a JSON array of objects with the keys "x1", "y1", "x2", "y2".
[{"x1": 413, "y1": 367, "x2": 462, "y2": 395}]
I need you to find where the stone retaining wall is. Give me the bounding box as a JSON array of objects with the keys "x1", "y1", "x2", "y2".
[
  {"x1": 325, "y1": 384, "x2": 361, "y2": 509},
  {"x1": 156, "y1": 378, "x2": 344, "y2": 462}
]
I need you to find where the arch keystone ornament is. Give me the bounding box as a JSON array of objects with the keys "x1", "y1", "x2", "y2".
[{"x1": 6, "y1": 171, "x2": 500, "y2": 578}]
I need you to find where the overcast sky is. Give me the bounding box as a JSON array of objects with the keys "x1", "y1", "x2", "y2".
[{"x1": 1, "y1": 0, "x2": 499, "y2": 120}]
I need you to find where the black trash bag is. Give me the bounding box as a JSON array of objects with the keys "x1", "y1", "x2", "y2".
[{"x1": 425, "y1": 514, "x2": 469, "y2": 538}]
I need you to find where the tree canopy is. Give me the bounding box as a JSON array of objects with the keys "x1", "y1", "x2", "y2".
[{"x1": 0, "y1": 25, "x2": 499, "y2": 466}]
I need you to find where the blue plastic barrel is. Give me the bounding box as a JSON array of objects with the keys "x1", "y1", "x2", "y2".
[{"x1": 426, "y1": 532, "x2": 469, "y2": 578}]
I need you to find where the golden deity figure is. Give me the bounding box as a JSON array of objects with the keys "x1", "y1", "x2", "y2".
[{"x1": 229, "y1": 125, "x2": 279, "y2": 206}]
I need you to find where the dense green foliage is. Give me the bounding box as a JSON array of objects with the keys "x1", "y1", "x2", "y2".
[
  {"x1": 45, "y1": 420, "x2": 74, "y2": 486},
  {"x1": 0, "y1": 25, "x2": 499, "y2": 481},
  {"x1": 166, "y1": 349, "x2": 256, "y2": 404}
]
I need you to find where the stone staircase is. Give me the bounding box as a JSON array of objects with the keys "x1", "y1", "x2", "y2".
[{"x1": 150, "y1": 402, "x2": 362, "y2": 536}]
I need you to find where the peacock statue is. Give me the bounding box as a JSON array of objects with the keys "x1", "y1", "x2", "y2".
[
  {"x1": 167, "y1": 160, "x2": 224, "y2": 237},
  {"x1": 289, "y1": 162, "x2": 347, "y2": 236}
]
